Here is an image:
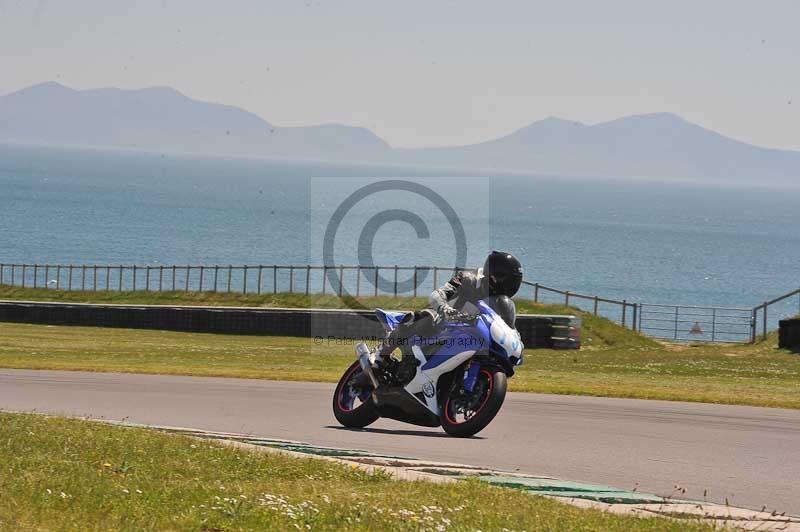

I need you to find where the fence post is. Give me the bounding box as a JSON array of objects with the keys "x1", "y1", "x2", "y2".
[
  {"x1": 711, "y1": 307, "x2": 716, "y2": 342},
  {"x1": 34, "y1": 264, "x2": 39, "y2": 288},
  {"x1": 621, "y1": 299, "x2": 627, "y2": 326},
  {"x1": 273, "y1": 265, "x2": 278, "y2": 294},
  {"x1": 356, "y1": 265, "x2": 361, "y2": 296},
  {"x1": 374, "y1": 267, "x2": 379, "y2": 296},
  {"x1": 638, "y1": 303, "x2": 643, "y2": 331},
  {"x1": 199, "y1": 266, "x2": 205, "y2": 292},
  {"x1": 393, "y1": 265, "x2": 398, "y2": 297},
  {"x1": 185, "y1": 265, "x2": 190, "y2": 292},
  {"x1": 132, "y1": 265, "x2": 137, "y2": 291},
  {"x1": 243, "y1": 266, "x2": 248, "y2": 294},
  {"x1": 257, "y1": 266, "x2": 263, "y2": 295},
  {"x1": 145, "y1": 266, "x2": 151, "y2": 291},
  {"x1": 322, "y1": 266, "x2": 327, "y2": 294},
  {"x1": 56, "y1": 265, "x2": 61, "y2": 289},
  {"x1": 433, "y1": 266, "x2": 438, "y2": 292},
  {"x1": 0, "y1": 263, "x2": 3, "y2": 286},
  {"x1": 750, "y1": 308, "x2": 757, "y2": 343},
  {"x1": 45, "y1": 265, "x2": 50, "y2": 288},
  {"x1": 338, "y1": 265, "x2": 344, "y2": 297},
  {"x1": 289, "y1": 266, "x2": 294, "y2": 293},
  {"x1": 213, "y1": 265, "x2": 219, "y2": 293},
  {"x1": 305, "y1": 265, "x2": 310, "y2": 295},
  {"x1": 565, "y1": 291, "x2": 570, "y2": 307},
  {"x1": 227, "y1": 265, "x2": 232, "y2": 293},
  {"x1": 762, "y1": 302, "x2": 768, "y2": 341},
  {"x1": 632, "y1": 303, "x2": 638, "y2": 331},
  {"x1": 159, "y1": 266, "x2": 164, "y2": 292},
  {"x1": 93, "y1": 265, "x2": 97, "y2": 291},
  {"x1": 593, "y1": 296, "x2": 599, "y2": 315},
  {"x1": 413, "y1": 267, "x2": 418, "y2": 297},
  {"x1": 533, "y1": 283, "x2": 539, "y2": 303},
  {"x1": 81, "y1": 265, "x2": 86, "y2": 291},
  {"x1": 674, "y1": 306, "x2": 679, "y2": 340},
  {"x1": 105, "y1": 266, "x2": 111, "y2": 291}
]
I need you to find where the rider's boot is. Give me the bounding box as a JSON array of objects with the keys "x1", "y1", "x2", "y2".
[
  {"x1": 369, "y1": 312, "x2": 413, "y2": 369},
  {"x1": 371, "y1": 309, "x2": 436, "y2": 369}
]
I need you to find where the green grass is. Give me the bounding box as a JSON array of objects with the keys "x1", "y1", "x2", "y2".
[
  {"x1": 1, "y1": 320, "x2": 798, "y2": 408},
  {"x1": 1, "y1": 286, "x2": 798, "y2": 408},
  {"x1": 0, "y1": 412, "x2": 710, "y2": 531}
]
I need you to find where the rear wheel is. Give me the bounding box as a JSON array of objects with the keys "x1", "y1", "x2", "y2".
[
  {"x1": 440, "y1": 367, "x2": 507, "y2": 438},
  {"x1": 332, "y1": 361, "x2": 380, "y2": 428}
]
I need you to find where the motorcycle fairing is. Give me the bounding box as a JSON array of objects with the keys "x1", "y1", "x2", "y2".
[
  {"x1": 374, "y1": 308, "x2": 409, "y2": 332},
  {"x1": 478, "y1": 300, "x2": 524, "y2": 367},
  {"x1": 373, "y1": 300, "x2": 524, "y2": 424}
]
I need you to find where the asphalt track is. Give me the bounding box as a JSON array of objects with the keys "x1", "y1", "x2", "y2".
[{"x1": 1, "y1": 368, "x2": 797, "y2": 515}]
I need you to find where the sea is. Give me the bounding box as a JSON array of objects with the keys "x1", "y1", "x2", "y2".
[{"x1": 1, "y1": 143, "x2": 798, "y2": 316}]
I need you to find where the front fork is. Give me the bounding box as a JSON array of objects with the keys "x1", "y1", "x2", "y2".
[
  {"x1": 356, "y1": 343, "x2": 380, "y2": 388},
  {"x1": 462, "y1": 360, "x2": 481, "y2": 393}
]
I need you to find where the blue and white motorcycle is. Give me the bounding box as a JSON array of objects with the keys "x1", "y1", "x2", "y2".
[{"x1": 332, "y1": 296, "x2": 523, "y2": 438}]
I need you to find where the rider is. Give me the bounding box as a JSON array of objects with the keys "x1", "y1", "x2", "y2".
[{"x1": 374, "y1": 251, "x2": 524, "y2": 363}]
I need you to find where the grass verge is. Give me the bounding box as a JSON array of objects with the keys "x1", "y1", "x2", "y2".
[
  {"x1": 0, "y1": 412, "x2": 709, "y2": 531},
  {"x1": 1, "y1": 320, "x2": 798, "y2": 408}
]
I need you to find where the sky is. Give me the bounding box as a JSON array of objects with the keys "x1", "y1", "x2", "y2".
[{"x1": 1, "y1": 1, "x2": 798, "y2": 150}]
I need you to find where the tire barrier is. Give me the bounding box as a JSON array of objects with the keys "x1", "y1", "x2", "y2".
[
  {"x1": 779, "y1": 318, "x2": 800, "y2": 352},
  {"x1": 0, "y1": 300, "x2": 580, "y2": 349}
]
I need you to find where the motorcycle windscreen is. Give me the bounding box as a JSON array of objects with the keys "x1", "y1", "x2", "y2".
[{"x1": 374, "y1": 308, "x2": 409, "y2": 332}]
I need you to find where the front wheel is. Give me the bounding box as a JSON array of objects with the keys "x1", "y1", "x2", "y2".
[
  {"x1": 332, "y1": 361, "x2": 380, "y2": 428},
  {"x1": 440, "y1": 366, "x2": 507, "y2": 438}
]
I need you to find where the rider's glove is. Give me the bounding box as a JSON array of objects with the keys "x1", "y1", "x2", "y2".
[{"x1": 439, "y1": 304, "x2": 458, "y2": 318}]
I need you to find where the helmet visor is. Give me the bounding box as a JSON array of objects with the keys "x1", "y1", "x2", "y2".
[{"x1": 491, "y1": 273, "x2": 522, "y2": 297}]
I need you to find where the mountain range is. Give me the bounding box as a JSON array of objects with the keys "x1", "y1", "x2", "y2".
[{"x1": 1, "y1": 81, "x2": 798, "y2": 183}]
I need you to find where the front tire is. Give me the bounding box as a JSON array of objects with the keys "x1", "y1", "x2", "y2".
[
  {"x1": 332, "y1": 361, "x2": 380, "y2": 428},
  {"x1": 440, "y1": 367, "x2": 507, "y2": 438}
]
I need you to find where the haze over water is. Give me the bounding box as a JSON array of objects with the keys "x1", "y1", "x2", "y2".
[{"x1": 1, "y1": 144, "x2": 798, "y2": 312}]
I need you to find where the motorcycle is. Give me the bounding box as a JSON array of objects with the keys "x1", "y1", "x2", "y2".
[{"x1": 332, "y1": 296, "x2": 523, "y2": 437}]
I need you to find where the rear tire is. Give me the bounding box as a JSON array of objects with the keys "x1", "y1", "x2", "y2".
[
  {"x1": 440, "y1": 367, "x2": 507, "y2": 438},
  {"x1": 332, "y1": 361, "x2": 380, "y2": 428}
]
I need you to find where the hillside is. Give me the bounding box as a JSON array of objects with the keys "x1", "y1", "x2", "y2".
[{"x1": 2, "y1": 82, "x2": 799, "y2": 183}]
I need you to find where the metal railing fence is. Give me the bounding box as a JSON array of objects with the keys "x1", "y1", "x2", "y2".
[
  {"x1": 751, "y1": 287, "x2": 800, "y2": 342},
  {"x1": 0, "y1": 262, "x2": 638, "y2": 327},
  {"x1": 638, "y1": 304, "x2": 754, "y2": 343},
  {"x1": 0, "y1": 262, "x2": 472, "y2": 298},
  {"x1": 520, "y1": 280, "x2": 638, "y2": 330}
]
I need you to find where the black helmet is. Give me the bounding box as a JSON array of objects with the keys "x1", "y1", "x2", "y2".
[{"x1": 483, "y1": 251, "x2": 523, "y2": 297}]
